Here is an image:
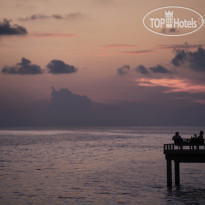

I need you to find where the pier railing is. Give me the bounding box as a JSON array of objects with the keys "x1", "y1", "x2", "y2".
[{"x1": 164, "y1": 138, "x2": 205, "y2": 153}]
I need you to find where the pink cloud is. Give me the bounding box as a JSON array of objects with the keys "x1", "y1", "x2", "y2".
[
  {"x1": 83, "y1": 49, "x2": 152, "y2": 57},
  {"x1": 101, "y1": 44, "x2": 139, "y2": 49},
  {"x1": 80, "y1": 50, "x2": 118, "y2": 57},
  {"x1": 137, "y1": 78, "x2": 205, "y2": 94}
]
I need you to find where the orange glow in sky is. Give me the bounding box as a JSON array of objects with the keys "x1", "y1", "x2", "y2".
[{"x1": 137, "y1": 78, "x2": 205, "y2": 94}]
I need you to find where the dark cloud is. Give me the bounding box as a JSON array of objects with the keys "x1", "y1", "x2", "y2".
[
  {"x1": 30, "y1": 32, "x2": 76, "y2": 38},
  {"x1": 50, "y1": 87, "x2": 91, "y2": 111},
  {"x1": 47, "y1": 60, "x2": 77, "y2": 74},
  {"x1": 101, "y1": 44, "x2": 139, "y2": 48},
  {"x1": 159, "y1": 43, "x2": 204, "y2": 50},
  {"x1": 2, "y1": 59, "x2": 78, "y2": 75},
  {"x1": 135, "y1": 64, "x2": 171, "y2": 74},
  {"x1": 121, "y1": 50, "x2": 152, "y2": 55},
  {"x1": 2, "y1": 58, "x2": 43, "y2": 75},
  {"x1": 18, "y1": 13, "x2": 85, "y2": 21},
  {"x1": 117, "y1": 64, "x2": 171, "y2": 76},
  {"x1": 0, "y1": 19, "x2": 27, "y2": 35},
  {"x1": 161, "y1": 28, "x2": 178, "y2": 34},
  {"x1": 117, "y1": 65, "x2": 130, "y2": 75},
  {"x1": 19, "y1": 14, "x2": 50, "y2": 21},
  {"x1": 171, "y1": 50, "x2": 187, "y2": 66},
  {"x1": 169, "y1": 28, "x2": 177, "y2": 32},
  {"x1": 1, "y1": 86, "x2": 205, "y2": 127},
  {"x1": 171, "y1": 47, "x2": 205, "y2": 72},
  {"x1": 190, "y1": 48, "x2": 205, "y2": 71},
  {"x1": 45, "y1": 88, "x2": 92, "y2": 126},
  {"x1": 135, "y1": 65, "x2": 149, "y2": 74},
  {"x1": 150, "y1": 65, "x2": 171, "y2": 73},
  {"x1": 0, "y1": 87, "x2": 93, "y2": 127}
]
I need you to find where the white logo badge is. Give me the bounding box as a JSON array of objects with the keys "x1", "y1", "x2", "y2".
[{"x1": 143, "y1": 6, "x2": 204, "y2": 36}]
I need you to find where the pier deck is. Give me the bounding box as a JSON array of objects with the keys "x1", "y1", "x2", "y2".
[{"x1": 163, "y1": 143, "x2": 205, "y2": 187}]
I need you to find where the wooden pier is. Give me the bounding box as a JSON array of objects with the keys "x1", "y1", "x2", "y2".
[{"x1": 164, "y1": 142, "x2": 205, "y2": 187}]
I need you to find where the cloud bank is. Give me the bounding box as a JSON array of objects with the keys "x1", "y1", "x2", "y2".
[
  {"x1": 120, "y1": 64, "x2": 171, "y2": 75},
  {"x1": 117, "y1": 65, "x2": 130, "y2": 75},
  {"x1": 47, "y1": 60, "x2": 77, "y2": 74},
  {"x1": 2, "y1": 59, "x2": 78, "y2": 75},
  {"x1": 50, "y1": 87, "x2": 91, "y2": 111},
  {"x1": 116, "y1": 47, "x2": 205, "y2": 106},
  {"x1": 1, "y1": 87, "x2": 205, "y2": 127},
  {"x1": 2, "y1": 58, "x2": 42, "y2": 74},
  {"x1": 135, "y1": 65, "x2": 149, "y2": 74},
  {"x1": 0, "y1": 19, "x2": 27, "y2": 35},
  {"x1": 18, "y1": 13, "x2": 85, "y2": 21},
  {"x1": 150, "y1": 65, "x2": 171, "y2": 74},
  {"x1": 44, "y1": 88, "x2": 92, "y2": 126},
  {"x1": 171, "y1": 47, "x2": 205, "y2": 72}
]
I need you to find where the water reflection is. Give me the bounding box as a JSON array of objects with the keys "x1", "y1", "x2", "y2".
[
  {"x1": 0, "y1": 127, "x2": 205, "y2": 204},
  {"x1": 167, "y1": 186, "x2": 205, "y2": 204}
]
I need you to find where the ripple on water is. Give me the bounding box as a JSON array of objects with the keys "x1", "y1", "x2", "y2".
[{"x1": 0, "y1": 127, "x2": 205, "y2": 205}]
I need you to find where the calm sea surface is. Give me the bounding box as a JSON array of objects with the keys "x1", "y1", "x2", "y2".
[{"x1": 0, "y1": 127, "x2": 205, "y2": 205}]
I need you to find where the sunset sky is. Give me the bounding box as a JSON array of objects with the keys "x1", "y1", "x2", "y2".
[{"x1": 0, "y1": 0, "x2": 205, "y2": 126}]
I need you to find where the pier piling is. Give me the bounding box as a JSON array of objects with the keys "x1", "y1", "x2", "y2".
[
  {"x1": 166, "y1": 159, "x2": 172, "y2": 187},
  {"x1": 174, "y1": 161, "x2": 180, "y2": 186}
]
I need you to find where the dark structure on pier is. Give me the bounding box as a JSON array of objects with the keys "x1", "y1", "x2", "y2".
[{"x1": 164, "y1": 140, "x2": 205, "y2": 187}]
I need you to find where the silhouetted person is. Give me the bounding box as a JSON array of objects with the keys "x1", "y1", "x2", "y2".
[
  {"x1": 191, "y1": 134, "x2": 197, "y2": 144},
  {"x1": 191, "y1": 131, "x2": 204, "y2": 145},
  {"x1": 172, "y1": 132, "x2": 183, "y2": 145},
  {"x1": 198, "y1": 131, "x2": 204, "y2": 144}
]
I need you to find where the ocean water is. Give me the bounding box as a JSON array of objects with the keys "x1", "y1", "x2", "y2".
[{"x1": 0, "y1": 127, "x2": 205, "y2": 205}]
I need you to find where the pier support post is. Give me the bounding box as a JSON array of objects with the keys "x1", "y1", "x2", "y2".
[
  {"x1": 167, "y1": 159, "x2": 172, "y2": 187},
  {"x1": 174, "y1": 161, "x2": 180, "y2": 186}
]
